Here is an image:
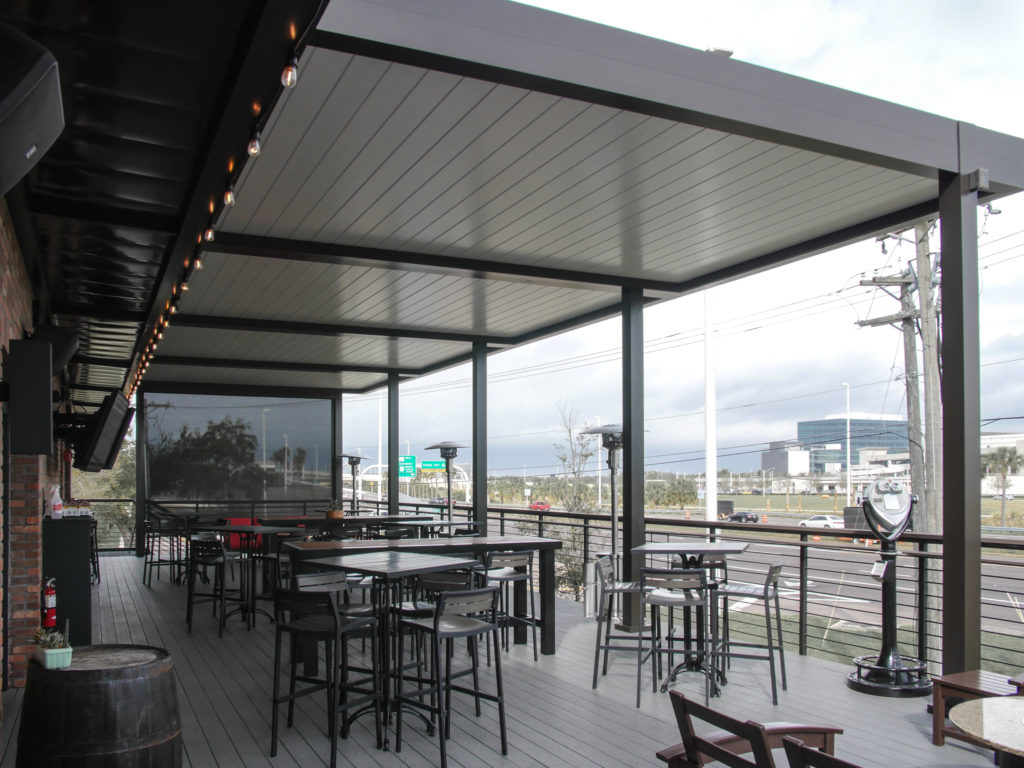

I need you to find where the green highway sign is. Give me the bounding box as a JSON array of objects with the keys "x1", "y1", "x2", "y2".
[
  {"x1": 421, "y1": 460, "x2": 446, "y2": 473},
  {"x1": 398, "y1": 455, "x2": 416, "y2": 478}
]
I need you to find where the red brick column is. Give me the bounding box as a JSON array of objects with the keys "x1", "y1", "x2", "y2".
[{"x1": 2, "y1": 197, "x2": 42, "y2": 691}]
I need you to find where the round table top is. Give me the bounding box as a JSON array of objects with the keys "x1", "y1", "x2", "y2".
[{"x1": 949, "y1": 697, "x2": 1024, "y2": 757}]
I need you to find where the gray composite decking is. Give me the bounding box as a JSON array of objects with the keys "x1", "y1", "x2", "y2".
[{"x1": 1, "y1": 555, "x2": 996, "y2": 767}]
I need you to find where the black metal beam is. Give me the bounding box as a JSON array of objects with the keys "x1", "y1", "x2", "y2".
[
  {"x1": 472, "y1": 341, "x2": 487, "y2": 534},
  {"x1": 331, "y1": 393, "x2": 343, "y2": 502},
  {"x1": 27, "y1": 193, "x2": 179, "y2": 235},
  {"x1": 939, "y1": 124, "x2": 982, "y2": 673},
  {"x1": 387, "y1": 373, "x2": 399, "y2": 515},
  {"x1": 172, "y1": 313, "x2": 509, "y2": 345},
  {"x1": 52, "y1": 304, "x2": 148, "y2": 324},
  {"x1": 208, "y1": 232, "x2": 682, "y2": 294},
  {"x1": 622, "y1": 287, "x2": 645, "y2": 591},
  {"x1": 141, "y1": 381, "x2": 347, "y2": 398},
  {"x1": 154, "y1": 355, "x2": 419, "y2": 376},
  {"x1": 673, "y1": 200, "x2": 942, "y2": 295},
  {"x1": 72, "y1": 355, "x2": 131, "y2": 369},
  {"x1": 134, "y1": 395, "x2": 148, "y2": 556},
  {"x1": 130, "y1": 0, "x2": 327, "y2": 396}
]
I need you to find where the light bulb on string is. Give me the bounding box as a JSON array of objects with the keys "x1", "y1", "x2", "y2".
[
  {"x1": 224, "y1": 187, "x2": 235, "y2": 207},
  {"x1": 281, "y1": 58, "x2": 298, "y2": 88},
  {"x1": 247, "y1": 133, "x2": 261, "y2": 157}
]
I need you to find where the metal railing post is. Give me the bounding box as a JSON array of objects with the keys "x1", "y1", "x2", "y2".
[
  {"x1": 583, "y1": 519, "x2": 590, "y2": 566},
  {"x1": 799, "y1": 533, "x2": 809, "y2": 655},
  {"x1": 917, "y1": 542, "x2": 928, "y2": 663}
]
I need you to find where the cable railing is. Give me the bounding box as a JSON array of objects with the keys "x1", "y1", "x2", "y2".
[{"x1": 133, "y1": 496, "x2": 1023, "y2": 674}]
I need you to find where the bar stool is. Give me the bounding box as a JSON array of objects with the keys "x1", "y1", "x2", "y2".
[
  {"x1": 717, "y1": 562, "x2": 787, "y2": 704},
  {"x1": 270, "y1": 588, "x2": 382, "y2": 768},
  {"x1": 395, "y1": 586, "x2": 507, "y2": 768},
  {"x1": 185, "y1": 533, "x2": 230, "y2": 637},
  {"x1": 637, "y1": 567, "x2": 712, "y2": 707},
  {"x1": 592, "y1": 554, "x2": 644, "y2": 689},
  {"x1": 484, "y1": 551, "x2": 538, "y2": 661},
  {"x1": 143, "y1": 510, "x2": 187, "y2": 586}
]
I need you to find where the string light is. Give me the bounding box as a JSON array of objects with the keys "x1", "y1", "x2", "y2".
[
  {"x1": 224, "y1": 186, "x2": 235, "y2": 207},
  {"x1": 247, "y1": 132, "x2": 261, "y2": 157},
  {"x1": 281, "y1": 58, "x2": 298, "y2": 88},
  {"x1": 204, "y1": 228, "x2": 215, "y2": 242},
  {"x1": 194, "y1": 256, "x2": 203, "y2": 270}
]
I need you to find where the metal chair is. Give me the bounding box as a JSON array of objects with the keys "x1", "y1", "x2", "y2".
[
  {"x1": 270, "y1": 588, "x2": 381, "y2": 768},
  {"x1": 143, "y1": 509, "x2": 187, "y2": 586},
  {"x1": 656, "y1": 690, "x2": 843, "y2": 768},
  {"x1": 592, "y1": 554, "x2": 644, "y2": 689},
  {"x1": 783, "y1": 737, "x2": 865, "y2": 768},
  {"x1": 485, "y1": 550, "x2": 538, "y2": 660},
  {"x1": 185, "y1": 533, "x2": 230, "y2": 637},
  {"x1": 395, "y1": 585, "x2": 507, "y2": 768},
  {"x1": 717, "y1": 562, "x2": 787, "y2": 704},
  {"x1": 638, "y1": 568, "x2": 713, "y2": 707}
]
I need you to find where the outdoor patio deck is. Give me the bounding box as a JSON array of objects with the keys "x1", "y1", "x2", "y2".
[{"x1": 0, "y1": 555, "x2": 995, "y2": 767}]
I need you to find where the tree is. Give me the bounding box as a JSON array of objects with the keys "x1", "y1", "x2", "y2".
[
  {"x1": 983, "y1": 447, "x2": 1022, "y2": 527},
  {"x1": 547, "y1": 402, "x2": 598, "y2": 600},
  {"x1": 149, "y1": 416, "x2": 262, "y2": 499}
]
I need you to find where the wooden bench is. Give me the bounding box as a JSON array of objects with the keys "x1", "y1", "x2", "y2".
[{"x1": 931, "y1": 670, "x2": 1024, "y2": 746}]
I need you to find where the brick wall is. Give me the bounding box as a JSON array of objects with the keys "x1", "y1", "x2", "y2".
[{"x1": 1, "y1": 197, "x2": 47, "y2": 691}]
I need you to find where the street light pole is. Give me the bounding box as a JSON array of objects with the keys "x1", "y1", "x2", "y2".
[
  {"x1": 262, "y1": 408, "x2": 270, "y2": 465},
  {"x1": 283, "y1": 433, "x2": 288, "y2": 490},
  {"x1": 842, "y1": 383, "x2": 851, "y2": 506}
]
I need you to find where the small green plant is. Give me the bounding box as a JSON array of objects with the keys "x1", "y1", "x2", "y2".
[{"x1": 33, "y1": 620, "x2": 70, "y2": 649}]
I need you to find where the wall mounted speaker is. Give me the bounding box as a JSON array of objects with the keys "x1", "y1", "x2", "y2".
[
  {"x1": 8, "y1": 339, "x2": 54, "y2": 455},
  {"x1": 0, "y1": 24, "x2": 64, "y2": 197}
]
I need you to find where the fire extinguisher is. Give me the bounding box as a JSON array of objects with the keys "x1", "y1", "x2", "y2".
[{"x1": 42, "y1": 578, "x2": 56, "y2": 629}]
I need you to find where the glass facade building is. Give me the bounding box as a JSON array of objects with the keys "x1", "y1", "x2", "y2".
[{"x1": 797, "y1": 418, "x2": 908, "y2": 473}]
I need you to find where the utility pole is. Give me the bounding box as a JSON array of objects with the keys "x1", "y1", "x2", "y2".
[
  {"x1": 858, "y1": 268, "x2": 925, "y2": 526},
  {"x1": 916, "y1": 222, "x2": 943, "y2": 534},
  {"x1": 859, "y1": 221, "x2": 942, "y2": 534}
]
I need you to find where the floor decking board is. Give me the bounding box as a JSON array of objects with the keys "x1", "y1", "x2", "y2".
[{"x1": 1, "y1": 555, "x2": 998, "y2": 767}]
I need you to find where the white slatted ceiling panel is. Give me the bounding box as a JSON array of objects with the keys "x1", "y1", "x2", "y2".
[
  {"x1": 156, "y1": 327, "x2": 468, "y2": 370},
  {"x1": 146, "y1": 362, "x2": 380, "y2": 391},
  {"x1": 223, "y1": 47, "x2": 935, "y2": 284},
  {"x1": 181, "y1": 251, "x2": 613, "y2": 336}
]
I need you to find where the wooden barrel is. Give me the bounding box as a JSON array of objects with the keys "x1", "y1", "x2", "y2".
[{"x1": 17, "y1": 645, "x2": 181, "y2": 767}]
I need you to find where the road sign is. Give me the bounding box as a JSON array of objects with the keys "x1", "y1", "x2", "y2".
[
  {"x1": 421, "y1": 460, "x2": 446, "y2": 473},
  {"x1": 398, "y1": 455, "x2": 416, "y2": 478}
]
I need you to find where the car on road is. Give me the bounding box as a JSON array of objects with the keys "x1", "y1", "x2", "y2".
[
  {"x1": 799, "y1": 514, "x2": 844, "y2": 529},
  {"x1": 994, "y1": 493, "x2": 1015, "y2": 500},
  {"x1": 528, "y1": 501, "x2": 551, "y2": 511},
  {"x1": 727, "y1": 511, "x2": 760, "y2": 523}
]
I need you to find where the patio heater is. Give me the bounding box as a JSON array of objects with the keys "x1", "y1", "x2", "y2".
[
  {"x1": 582, "y1": 425, "x2": 624, "y2": 577},
  {"x1": 339, "y1": 453, "x2": 368, "y2": 512},
  {"x1": 847, "y1": 478, "x2": 931, "y2": 697},
  {"x1": 425, "y1": 441, "x2": 466, "y2": 522}
]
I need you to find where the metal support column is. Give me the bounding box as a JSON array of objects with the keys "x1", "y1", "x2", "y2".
[
  {"x1": 330, "y1": 393, "x2": 343, "y2": 502},
  {"x1": 387, "y1": 373, "x2": 399, "y2": 515},
  {"x1": 472, "y1": 342, "x2": 488, "y2": 534},
  {"x1": 134, "y1": 392, "x2": 149, "y2": 557},
  {"x1": 621, "y1": 287, "x2": 645, "y2": 625},
  {"x1": 939, "y1": 123, "x2": 982, "y2": 673}
]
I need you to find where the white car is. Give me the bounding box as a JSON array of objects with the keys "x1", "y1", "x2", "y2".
[{"x1": 799, "y1": 514, "x2": 845, "y2": 529}]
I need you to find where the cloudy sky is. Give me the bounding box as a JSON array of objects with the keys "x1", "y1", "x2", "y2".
[{"x1": 153, "y1": 1, "x2": 1024, "y2": 478}]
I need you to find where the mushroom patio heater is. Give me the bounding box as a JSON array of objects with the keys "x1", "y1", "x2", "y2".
[
  {"x1": 582, "y1": 424, "x2": 624, "y2": 577},
  {"x1": 339, "y1": 453, "x2": 368, "y2": 512},
  {"x1": 847, "y1": 478, "x2": 931, "y2": 697},
  {"x1": 425, "y1": 441, "x2": 466, "y2": 522}
]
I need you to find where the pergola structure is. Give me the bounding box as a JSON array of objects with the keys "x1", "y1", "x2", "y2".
[{"x1": 2, "y1": 0, "x2": 1023, "y2": 679}]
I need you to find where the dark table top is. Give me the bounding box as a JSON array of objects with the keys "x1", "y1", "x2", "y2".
[
  {"x1": 193, "y1": 523, "x2": 304, "y2": 535},
  {"x1": 285, "y1": 534, "x2": 562, "y2": 557},
  {"x1": 257, "y1": 514, "x2": 432, "y2": 528},
  {"x1": 308, "y1": 551, "x2": 481, "y2": 579}
]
